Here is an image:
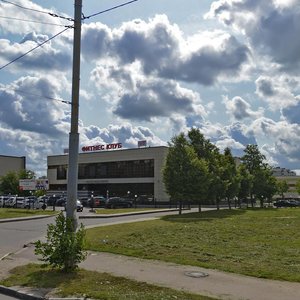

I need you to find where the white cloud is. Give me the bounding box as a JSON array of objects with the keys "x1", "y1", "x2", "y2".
[
  {"x1": 249, "y1": 117, "x2": 300, "y2": 164},
  {"x1": 0, "y1": 75, "x2": 70, "y2": 135},
  {"x1": 255, "y1": 76, "x2": 300, "y2": 113},
  {"x1": 0, "y1": 32, "x2": 71, "y2": 72},
  {"x1": 83, "y1": 14, "x2": 249, "y2": 86},
  {"x1": 80, "y1": 123, "x2": 166, "y2": 149},
  {"x1": 0, "y1": 0, "x2": 71, "y2": 35},
  {"x1": 224, "y1": 95, "x2": 264, "y2": 120},
  {"x1": 207, "y1": 0, "x2": 300, "y2": 70}
]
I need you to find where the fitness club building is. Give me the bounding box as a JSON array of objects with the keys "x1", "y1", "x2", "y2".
[{"x1": 47, "y1": 145, "x2": 169, "y2": 202}]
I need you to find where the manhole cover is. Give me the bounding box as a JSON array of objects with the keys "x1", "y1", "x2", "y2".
[{"x1": 184, "y1": 271, "x2": 209, "y2": 278}]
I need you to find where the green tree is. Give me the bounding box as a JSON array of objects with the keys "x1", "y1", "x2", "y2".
[
  {"x1": 35, "y1": 212, "x2": 86, "y2": 272},
  {"x1": 188, "y1": 128, "x2": 221, "y2": 207},
  {"x1": 253, "y1": 166, "x2": 277, "y2": 207},
  {"x1": 163, "y1": 134, "x2": 193, "y2": 214},
  {"x1": 241, "y1": 144, "x2": 266, "y2": 174},
  {"x1": 222, "y1": 148, "x2": 240, "y2": 209},
  {"x1": 237, "y1": 164, "x2": 252, "y2": 208},
  {"x1": 0, "y1": 171, "x2": 19, "y2": 195},
  {"x1": 276, "y1": 179, "x2": 289, "y2": 199},
  {"x1": 211, "y1": 152, "x2": 227, "y2": 210},
  {"x1": 0, "y1": 169, "x2": 35, "y2": 196},
  {"x1": 241, "y1": 145, "x2": 266, "y2": 207},
  {"x1": 187, "y1": 155, "x2": 210, "y2": 212}
]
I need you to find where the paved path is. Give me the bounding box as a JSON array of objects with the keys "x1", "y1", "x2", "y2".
[{"x1": 1, "y1": 242, "x2": 300, "y2": 300}]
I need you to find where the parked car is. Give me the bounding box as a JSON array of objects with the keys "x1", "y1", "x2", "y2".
[
  {"x1": 0, "y1": 196, "x2": 10, "y2": 207},
  {"x1": 47, "y1": 195, "x2": 62, "y2": 206},
  {"x1": 24, "y1": 197, "x2": 47, "y2": 210},
  {"x1": 105, "y1": 197, "x2": 133, "y2": 209},
  {"x1": 56, "y1": 197, "x2": 67, "y2": 207},
  {"x1": 136, "y1": 194, "x2": 154, "y2": 203},
  {"x1": 274, "y1": 199, "x2": 300, "y2": 207},
  {"x1": 6, "y1": 197, "x2": 26, "y2": 208},
  {"x1": 79, "y1": 197, "x2": 90, "y2": 207},
  {"x1": 63, "y1": 199, "x2": 83, "y2": 212},
  {"x1": 24, "y1": 196, "x2": 37, "y2": 209},
  {"x1": 90, "y1": 196, "x2": 106, "y2": 208},
  {"x1": 77, "y1": 200, "x2": 83, "y2": 212}
]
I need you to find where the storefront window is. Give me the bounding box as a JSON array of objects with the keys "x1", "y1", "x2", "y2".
[{"x1": 77, "y1": 159, "x2": 154, "y2": 179}]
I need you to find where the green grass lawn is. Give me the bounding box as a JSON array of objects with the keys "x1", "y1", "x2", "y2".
[
  {"x1": 0, "y1": 208, "x2": 57, "y2": 219},
  {"x1": 0, "y1": 264, "x2": 214, "y2": 300},
  {"x1": 85, "y1": 208, "x2": 300, "y2": 282}
]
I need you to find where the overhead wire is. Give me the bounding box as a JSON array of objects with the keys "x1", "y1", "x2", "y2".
[
  {"x1": 0, "y1": 27, "x2": 71, "y2": 71},
  {"x1": 83, "y1": 0, "x2": 138, "y2": 20},
  {"x1": 0, "y1": 87, "x2": 72, "y2": 104},
  {"x1": 0, "y1": 0, "x2": 74, "y2": 22},
  {"x1": 0, "y1": 87, "x2": 72, "y2": 105},
  {"x1": 0, "y1": 0, "x2": 139, "y2": 105},
  {"x1": 0, "y1": 15, "x2": 71, "y2": 27}
]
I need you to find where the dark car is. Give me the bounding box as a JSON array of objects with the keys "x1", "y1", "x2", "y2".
[
  {"x1": 90, "y1": 196, "x2": 106, "y2": 208},
  {"x1": 105, "y1": 197, "x2": 133, "y2": 209},
  {"x1": 274, "y1": 200, "x2": 299, "y2": 207},
  {"x1": 79, "y1": 197, "x2": 90, "y2": 207},
  {"x1": 56, "y1": 197, "x2": 67, "y2": 207},
  {"x1": 47, "y1": 195, "x2": 62, "y2": 206}
]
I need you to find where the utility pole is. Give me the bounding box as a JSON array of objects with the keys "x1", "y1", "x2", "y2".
[{"x1": 66, "y1": 0, "x2": 82, "y2": 230}]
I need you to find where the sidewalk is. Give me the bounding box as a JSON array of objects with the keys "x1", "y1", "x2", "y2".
[{"x1": 1, "y1": 243, "x2": 300, "y2": 300}]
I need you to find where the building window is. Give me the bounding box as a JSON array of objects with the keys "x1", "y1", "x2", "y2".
[
  {"x1": 57, "y1": 165, "x2": 67, "y2": 180},
  {"x1": 77, "y1": 159, "x2": 154, "y2": 179}
]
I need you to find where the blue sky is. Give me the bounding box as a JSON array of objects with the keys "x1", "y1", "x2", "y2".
[{"x1": 0, "y1": 0, "x2": 300, "y2": 176}]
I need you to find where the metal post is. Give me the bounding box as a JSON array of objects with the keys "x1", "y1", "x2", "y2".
[{"x1": 66, "y1": 0, "x2": 82, "y2": 230}]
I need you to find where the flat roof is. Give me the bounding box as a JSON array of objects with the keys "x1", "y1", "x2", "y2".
[
  {"x1": 0, "y1": 155, "x2": 25, "y2": 159},
  {"x1": 48, "y1": 145, "x2": 169, "y2": 159}
]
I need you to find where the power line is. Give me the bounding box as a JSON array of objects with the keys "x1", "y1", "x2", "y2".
[
  {"x1": 83, "y1": 0, "x2": 138, "y2": 20},
  {"x1": 0, "y1": 0, "x2": 74, "y2": 22},
  {"x1": 0, "y1": 15, "x2": 72, "y2": 27},
  {"x1": 0, "y1": 87, "x2": 72, "y2": 105},
  {"x1": 0, "y1": 27, "x2": 71, "y2": 71}
]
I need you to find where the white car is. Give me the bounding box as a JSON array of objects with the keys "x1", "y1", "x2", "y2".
[
  {"x1": 6, "y1": 197, "x2": 25, "y2": 208},
  {"x1": 24, "y1": 197, "x2": 47, "y2": 209},
  {"x1": 0, "y1": 196, "x2": 9, "y2": 207}
]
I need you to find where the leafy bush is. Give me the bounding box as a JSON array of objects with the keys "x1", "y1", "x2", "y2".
[{"x1": 34, "y1": 212, "x2": 87, "y2": 272}]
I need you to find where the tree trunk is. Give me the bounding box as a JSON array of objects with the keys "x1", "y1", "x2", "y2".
[
  {"x1": 198, "y1": 203, "x2": 202, "y2": 212},
  {"x1": 216, "y1": 198, "x2": 220, "y2": 210},
  {"x1": 227, "y1": 197, "x2": 231, "y2": 210},
  {"x1": 250, "y1": 193, "x2": 254, "y2": 208},
  {"x1": 260, "y1": 198, "x2": 264, "y2": 208},
  {"x1": 179, "y1": 200, "x2": 182, "y2": 215}
]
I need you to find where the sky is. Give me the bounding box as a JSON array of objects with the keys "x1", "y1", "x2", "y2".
[{"x1": 0, "y1": 0, "x2": 300, "y2": 176}]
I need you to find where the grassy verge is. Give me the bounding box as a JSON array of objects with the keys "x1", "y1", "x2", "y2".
[
  {"x1": 85, "y1": 208, "x2": 300, "y2": 282},
  {"x1": 0, "y1": 208, "x2": 57, "y2": 219},
  {"x1": 0, "y1": 264, "x2": 214, "y2": 300},
  {"x1": 95, "y1": 208, "x2": 164, "y2": 214}
]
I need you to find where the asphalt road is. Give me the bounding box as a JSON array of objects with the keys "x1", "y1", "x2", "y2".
[{"x1": 0, "y1": 207, "x2": 196, "y2": 259}]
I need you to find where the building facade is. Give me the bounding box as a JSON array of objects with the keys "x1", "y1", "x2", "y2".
[
  {"x1": 0, "y1": 155, "x2": 26, "y2": 177},
  {"x1": 272, "y1": 167, "x2": 296, "y2": 177},
  {"x1": 272, "y1": 167, "x2": 299, "y2": 199},
  {"x1": 47, "y1": 146, "x2": 170, "y2": 202}
]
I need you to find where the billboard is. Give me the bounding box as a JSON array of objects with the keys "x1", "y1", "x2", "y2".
[{"x1": 19, "y1": 179, "x2": 49, "y2": 191}]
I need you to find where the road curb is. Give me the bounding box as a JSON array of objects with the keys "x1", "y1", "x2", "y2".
[
  {"x1": 0, "y1": 214, "x2": 58, "y2": 224},
  {"x1": 78, "y1": 208, "x2": 183, "y2": 219},
  {"x1": 0, "y1": 285, "x2": 43, "y2": 299}
]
